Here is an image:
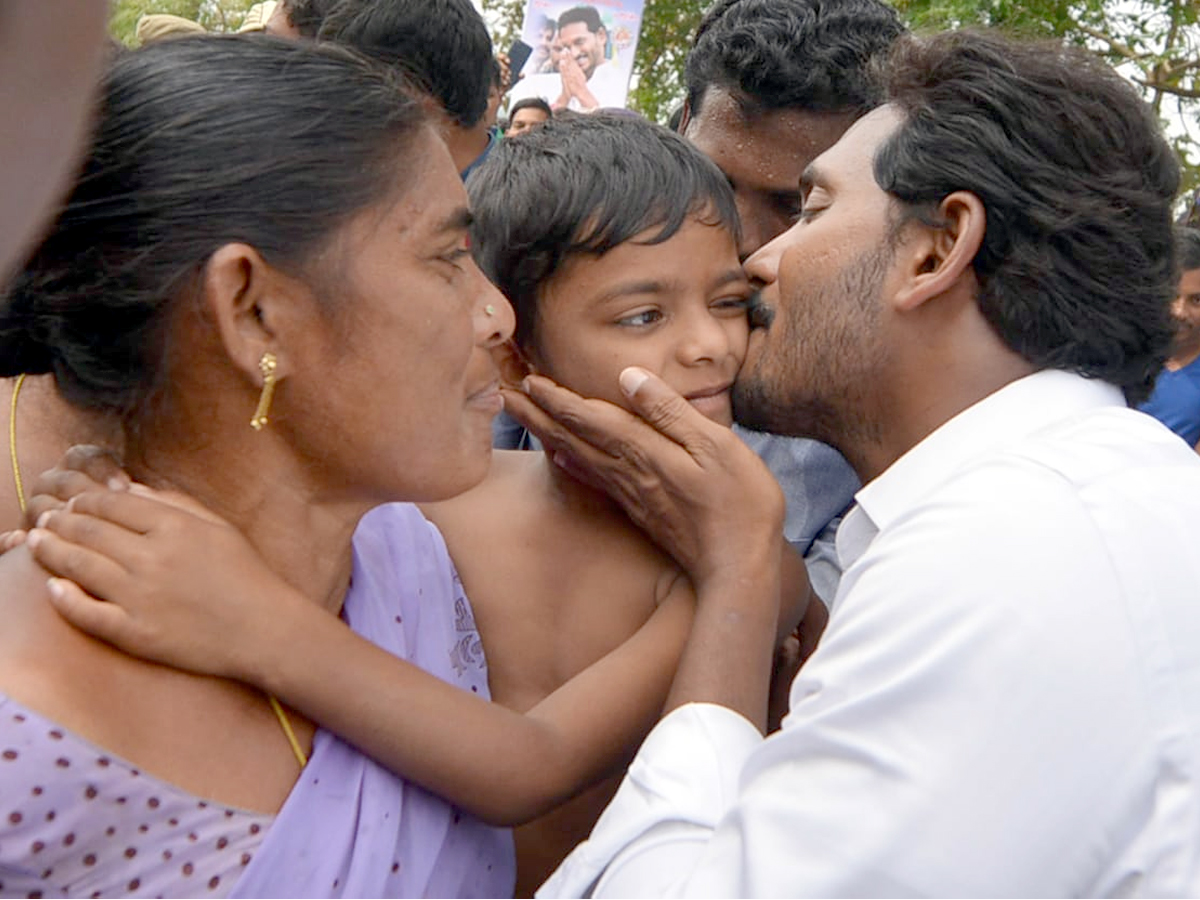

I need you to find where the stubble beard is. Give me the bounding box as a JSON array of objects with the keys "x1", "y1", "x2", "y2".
[{"x1": 732, "y1": 244, "x2": 893, "y2": 452}]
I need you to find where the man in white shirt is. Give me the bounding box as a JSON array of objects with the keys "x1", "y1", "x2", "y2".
[{"x1": 508, "y1": 29, "x2": 1200, "y2": 897}]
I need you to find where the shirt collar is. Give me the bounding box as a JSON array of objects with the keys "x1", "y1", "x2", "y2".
[
  {"x1": 459, "y1": 127, "x2": 498, "y2": 181},
  {"x1": 838, "y1": 370, "x2": 1126, "y2": 571}
]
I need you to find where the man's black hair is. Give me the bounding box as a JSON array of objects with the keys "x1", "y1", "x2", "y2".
[
  {"x1": 509, "y1": 96, "x2": 553, "y2": 119},
  {"x1": 685, "y1": 0, "x2": 905, "y2": 118},
  {"x1": 874, "y1": 30, "x2": 1181, "y2": 405},
  {"x1": 557, "y1": 5, "x2": 604, "y2": 34},
  {"x1": 466, "y1": 112, "x2": 740, "y2": 349},
  {"x1": 279, "y1": 0, "x2": 341, "y2": 37},
  {"x1": 320, "y1": 0, "x2": 493, "y2": 127},
  {"x1": 1178, "y1": 227, "x2": 1200, "y2": 273},
  {"x1": 0, "y1": 36, "x2": 427, "y2": 419}
]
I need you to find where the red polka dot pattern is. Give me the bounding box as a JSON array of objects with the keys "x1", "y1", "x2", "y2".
[{"x1": 0, "y1": 697, "x2": 272, "y2": 897}]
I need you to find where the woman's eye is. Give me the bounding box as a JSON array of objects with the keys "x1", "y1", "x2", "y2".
[{"x1": 617, "y1": 309, "x2": 663, "y2": 327}]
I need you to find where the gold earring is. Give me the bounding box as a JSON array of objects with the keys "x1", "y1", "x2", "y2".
[{"x1": 250, "y1": 352, "x2": 278, "y2": 431}]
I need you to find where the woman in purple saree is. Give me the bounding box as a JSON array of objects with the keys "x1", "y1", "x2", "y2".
[{"x1": 0, "y1": 36, "x2": 516, "y2": 897}]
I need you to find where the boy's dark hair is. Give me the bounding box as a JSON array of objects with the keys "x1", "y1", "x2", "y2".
[
  {"x1": 874, "y1": 30, "x2": 1180, "y2": 405},
  {"x1": 685, "y1": 0, "x2": 905, "y2": 119},
  {"x1": 279, "y1": 0, "x2": 340, "y2": 37},
  {"x1": 319, "y1": 0, "x2": 493, "y2": 127},
  {"x1": 509, "y1": 96, "x2": 553, "y2": 119},
  {"x1": 557, "y1": 6, "x2": 604, "y2": 34},
  {"x1": 0, "y1": 36, "x2": 427, "y2": 420},
  {"x1": 1178, "y1": 227, "x2": 1200, "y2": 273},
  {"x1": 467, "y1": 112, "x2": 740, "y2": 349}
]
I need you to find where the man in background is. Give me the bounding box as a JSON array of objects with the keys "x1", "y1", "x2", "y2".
[
  {"x1": 507, "y1": 98, "x2": 553, "y2": 136},
  {"x1": 1139, "y1": 226, "x2": 1200, "y2": 449},
  {"x1": 300, "y1": 0, "x2": 498, "y2": 175},
  {"x1": 679, "y1": 0, "x2": 905, "y2": 601}
]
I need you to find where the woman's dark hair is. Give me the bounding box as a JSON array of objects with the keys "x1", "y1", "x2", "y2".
[
  {"x1": 466, "y1": 112, "x2": 740, "y2": 349},
  {"x1": 0, "y1": 35, "x2": 428, "y2": 418},
  {"x1": 873, "y1": 31, "x2": 1181, "y2": 405}
]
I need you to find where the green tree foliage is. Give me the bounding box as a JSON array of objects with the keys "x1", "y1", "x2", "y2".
[
  {"x1": 893, "y1": 0, "x2": 1199, "y2": 204},
  {"x1": 112, "y1": 0, "x2": 1199, "y2": 203},
  {"x1": 110, "y1": 0, "x2": 263, "y2": 45},
  {"x1": 485, "y1": 0, "x2": 1197, "y2": 201}
]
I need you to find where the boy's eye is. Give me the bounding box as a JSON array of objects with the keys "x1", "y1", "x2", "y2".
[
  {"x1": 712, "y1": 294, "x2": 753, "y2": 314},
  {"x1": 616, "y1": 309, "x2": 663, "y2": 328}
]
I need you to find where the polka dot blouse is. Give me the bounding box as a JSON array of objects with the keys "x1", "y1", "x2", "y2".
[{"x1": 0, "y1": 695, "x2": 273, "y2": 898}]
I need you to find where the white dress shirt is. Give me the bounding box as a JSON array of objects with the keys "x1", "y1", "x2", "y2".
[
  {"x1": 540, "y1": 370, "x2": 1200, "y2": 897},
  {"x1": 507, "y1": 61, "x2": 629, "y2": 112}
]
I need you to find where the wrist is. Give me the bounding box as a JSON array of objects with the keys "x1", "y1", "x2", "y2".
[{"x1": 231, "y1": 584, "x2": 318, "y2": 691}]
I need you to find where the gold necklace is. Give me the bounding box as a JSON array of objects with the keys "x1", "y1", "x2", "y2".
[
  {"x1": 8, "y1": 373, "x2": 307, "y2": 768},
  {"x1": 9, "y1": 374, "x2": 27, "y2": 513}
]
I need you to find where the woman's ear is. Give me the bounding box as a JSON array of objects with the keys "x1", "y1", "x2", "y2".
[
  {"x1": 493, "y1": 339, "x2": 536, "y2": 387},
  {"x1": 201, "y1": 242, "x2": 301, "y2": 382},
  {"x1": 891, "y1": 191, "x2": 986, "y2": 313}
]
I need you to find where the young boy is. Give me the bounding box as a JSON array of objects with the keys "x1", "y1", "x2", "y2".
[
  {"x1": 21, "y1": 114, "x2": 813, "y2": 895},
  {"x1": 437, "y1": 112, "x2": 810, "y2": 891}
]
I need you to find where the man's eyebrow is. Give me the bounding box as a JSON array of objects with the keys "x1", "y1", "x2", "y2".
[{"x1": 434, "y1": 206, "x2": 474, "y2": 234}]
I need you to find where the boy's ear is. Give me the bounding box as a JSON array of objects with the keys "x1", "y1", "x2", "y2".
[{"x1": 494, "y1": 340, "x2": 536, "y2": 387}]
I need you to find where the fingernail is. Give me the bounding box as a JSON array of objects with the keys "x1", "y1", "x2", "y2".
[
  {"x1": 108, "y1": 476, "x2": 129, "y2": 491},
  {"x1": 46, "y1": 578, "x2": 64, "y2": 599},
  {"x1": 36, "y1": 511, "x2": 52, "y2": 528},
  {"x1": 26, "y1": 529, "x2": 43, "y2": 550},
  {"x1": 619, "y1": 367, "x2": 650, "y2": 397}
]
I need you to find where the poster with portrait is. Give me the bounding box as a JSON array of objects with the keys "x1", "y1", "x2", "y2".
[{"x1": 507, "y1": 0, "x2": 646, "y2": 112}]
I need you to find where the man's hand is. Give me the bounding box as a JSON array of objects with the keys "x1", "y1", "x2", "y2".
[
  {"x1": 502, "y1": 366, "x2": 785, "y2": 588},
  {"x1": 556, "y1": 55, "x2": 599, "y2": 111}
]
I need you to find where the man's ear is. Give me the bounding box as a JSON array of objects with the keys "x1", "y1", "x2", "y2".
[
  {"x1": 679, "y1": 97, "x2": 693, "y2": 134},
  {"x1": 891, "y1": 191, "x2": 986, "y2": 312},
  {"x1": 200, "y1": 242, "x2": 299, "y2": 384},
  {"x1": 494, "y1": 340, "x2": 537, "y2": 387}
]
